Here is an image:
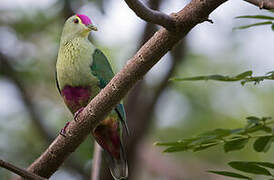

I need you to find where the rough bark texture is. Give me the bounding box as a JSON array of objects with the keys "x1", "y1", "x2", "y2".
[
  {"x1": 15, "y1": 0, "x2": 228, "y2": 178},
  {"x1": 244, "y1": 0, "x2": 274, "y2": 9}
]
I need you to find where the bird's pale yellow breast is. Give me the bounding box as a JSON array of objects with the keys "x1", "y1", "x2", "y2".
[{"x1": 56, "y1": 37, "x2": 97, "y2": 90}]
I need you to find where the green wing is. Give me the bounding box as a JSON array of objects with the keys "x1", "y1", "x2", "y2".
[
  {"x1": 90, "y1": 49, "x2": 129, "y2": 134},
  {"x1": 90, "y1": 49, "x2": 114, "y2": 89}
]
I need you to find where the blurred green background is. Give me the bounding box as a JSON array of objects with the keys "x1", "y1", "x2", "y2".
[{"x1": 0, "y1": 0, "x2": 274, "y2": 179}]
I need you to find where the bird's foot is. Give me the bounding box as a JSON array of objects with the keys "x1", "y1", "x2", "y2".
[
  {"x1": 73, "y1": 107, "x2": 84, "y2": 121},
  {"x1": 60, "y1": 122, "x2": 70, "y2": 137}
]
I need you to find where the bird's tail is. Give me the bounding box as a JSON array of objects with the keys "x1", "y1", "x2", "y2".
[
  {"x1": 92, "y1": 118, "x2": 128, "y2": 180},
  {"x1": 103, "y1": 142, "x2": 128, "y2": 180}
]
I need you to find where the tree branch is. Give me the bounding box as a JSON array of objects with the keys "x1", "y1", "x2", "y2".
[
  {"x1": 244, "y1": 0, "x2": 274, "y2": 9},
  {"x1": 91, "y1": 142, "x2": 102, "y2": 180},
  {"x1": 0, "y1": 159, "x2": 47, "y2": 180},
  {"x1": 124, "y1": 0, "x2": 176, "y2": 31},
  {"x1": 15, "y1": 0, "x2": 227, "y2": 178}
]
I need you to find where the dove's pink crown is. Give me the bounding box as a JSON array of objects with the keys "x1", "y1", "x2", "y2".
[{"x1": 76, "y1": 14, "x2": 92, "y2": 25}]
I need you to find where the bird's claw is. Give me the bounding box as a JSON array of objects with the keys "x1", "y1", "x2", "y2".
[
  {"x1": 60, "y1": 122, "x2": 70, "y2": 137},
  {"x1": 60, "y1": 107, "x2": 84, "y2": 137},
  {"x1": 73, "y1": 107, "x2": 84, "y2": 121}
]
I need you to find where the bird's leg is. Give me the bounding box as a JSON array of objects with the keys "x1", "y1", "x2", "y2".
[
  {"x1": 60, "y1": 122, "x2": 70, "y2": 137},
  {"x1": 60, "y1": 107, "x2": 85, "y2": 137},
  {"x1": 73, "y1": 107, "x2": 85, "y2": 121}
]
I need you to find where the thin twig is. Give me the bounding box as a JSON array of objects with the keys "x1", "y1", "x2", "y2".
[
  {"x1": 244, "y1": 0, "x2": 274, "y2": 9},
  {"x1": 0, "y1": 159, "x2": 47, "y2": 180},
  {"x1": 91, "y1": 142, "x2": 102, "y2": 180},
  {"x1": 124, "y1": 0, "x2": 176, "y2": 31}
]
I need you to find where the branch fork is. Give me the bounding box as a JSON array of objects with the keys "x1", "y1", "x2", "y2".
[{"x1": 124, "y1": 0, "x2": 176, "y2": 31}]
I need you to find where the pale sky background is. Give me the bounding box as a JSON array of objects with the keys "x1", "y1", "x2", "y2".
[{"x1": 0, "y1": 1, "x2": 273, "y2": 179}]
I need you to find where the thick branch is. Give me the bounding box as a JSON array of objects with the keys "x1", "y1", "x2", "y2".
[
  {"x1": 244, "y1": 0, "x2": 274, "y2": 9},
  {"x1": 124, "y1": 0, "x2": 176, "y2": 31},
  {"x1": 0, "y1": 159, "x2": 47, "y2": 180},
  {"x1": 16, "y1": 0, "x2": 227, "y2": 178}
]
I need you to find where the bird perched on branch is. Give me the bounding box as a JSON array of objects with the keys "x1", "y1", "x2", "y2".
[{"x1": 56, "y1": 14, "x2": 128, "y2": 180}]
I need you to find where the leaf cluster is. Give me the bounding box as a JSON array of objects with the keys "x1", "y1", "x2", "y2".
[
  {"x1": 170, "y1": 70, "x2": 274, "y2": 85},
  {"x1": 155, "y1": 116, "x2": 274, "y2": 153},
  {"x1": 234, "y1": 14, "x2": 274, "y2": 31},
  {"x1": 209, "y1": 161, "x2": 274, "y2": 180}
]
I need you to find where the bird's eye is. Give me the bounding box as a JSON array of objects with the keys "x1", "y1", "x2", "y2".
[{"x1": 73, "y1": 19, "x2": 79, "y2": 24}]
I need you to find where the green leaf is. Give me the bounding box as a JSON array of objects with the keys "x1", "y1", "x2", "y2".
[
  {"x1": 246, "y1": 116, "x2": 261, "y2": 128},
  {"x1": 163, "y1": 146, "x2": 188, "y2": 153},
  {"x1": 208, "y1": 171, "x2": 251, "y2": 179},
  {"x1": 155, "y1": 141, "x2": 182, "y2": 146},
  {"x1": 235, "y1": 15, "x2": 274, "y2": 20},
  {"x1": 155, "y1": 137, "x2": 199, "y2": 146},
  {"x1": 266, "y1": 71, "x2": 274, "y2": 76},
  {"x1": 245, "y1": 116, "x2": 272, "y2": 129},
  {"x1": 272, "y1": 24, "x2": 274, "y2": 31},
  {"x1": 229, "y1": 161, "x2": 272, "y2": 176},
  {"x1": 234, "y1": 21, "x2": 273, "y2": 30},
  {"x1": 246, "y1": 116, "x2": 261, "y2": 123},
  {"x1": 172, "y1": 74, "x2": 240, "y2": 82},
  {"x1": 231, "y1": 128, "x2": 244, "y2": 134},
  {"x1": 235, "y1": 71, "x2": 253, "y2": 79},
  {"x1": 224, "y1": 138, "x2": 248, "y2": 152},
  {"x1": 260, "y1": 126, "x2": 273, "y2": 133},
  {"x1": 253, "y1": 136, "x2": 273, "y2": 152},
  {"x1": 193, "y1": 143, "x2": 218, "y2": 152},
  {"x1": 171, "y1": 71, "x2": 253, "y2": 83},
  {"x1": 198, "y1": 129, "x2": 232, "y2": 138},
  {"x1": 262, "y1": 117, "x2": 272, "y2": 121},
  {"x1": 250, "y1": 162, "x2": 274, "y2": 169}
]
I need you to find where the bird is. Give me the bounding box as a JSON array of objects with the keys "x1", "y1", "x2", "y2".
[{"x1": 56, "y1": 14, "x2": 128, "y2": 180}]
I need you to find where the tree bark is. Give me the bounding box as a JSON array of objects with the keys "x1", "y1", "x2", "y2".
[{"x1": 244, "y1": 0, "x2": 274, "y2": 9}]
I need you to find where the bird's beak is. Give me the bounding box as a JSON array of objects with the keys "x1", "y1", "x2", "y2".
[{"x1": 87, "y1": 24, "x2": 98, "y2": 31}]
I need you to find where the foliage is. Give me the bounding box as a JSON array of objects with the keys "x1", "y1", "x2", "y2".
[
  {"x1": 234, "y1": 14, "x2": 274, "y2": 31},
  {"x1": 209, "y1": 161, "x2": 274, "y2": 180},
  {"x1": 161, "y1": 11, "x2": 274, "y2": 179},
  {"x1": 155, "y1": 116, "x2": 274, "y2": 153},
  {"x1": 170, "y1": 70, "x2": 274, "y2": 85}
]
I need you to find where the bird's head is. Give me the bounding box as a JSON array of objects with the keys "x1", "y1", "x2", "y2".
[{"x1": 61, "y1": 14, "x2": 97, "y2": 40}]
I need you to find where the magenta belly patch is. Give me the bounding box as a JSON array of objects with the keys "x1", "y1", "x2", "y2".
[{"x1": 61, "y1": 85, "x2": 91, "y2": 113}]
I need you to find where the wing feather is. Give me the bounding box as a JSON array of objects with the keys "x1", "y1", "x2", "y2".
[{"x1": 90, "y1": 49, "x2": 129, "y2": 134}]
